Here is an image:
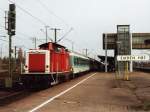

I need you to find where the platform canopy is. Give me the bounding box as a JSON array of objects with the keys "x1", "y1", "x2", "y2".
[{"x1": 103, "y1": 33, "x2": 150, "y2": 49}]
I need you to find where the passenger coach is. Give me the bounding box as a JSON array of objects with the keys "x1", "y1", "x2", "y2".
[{"x1": 70, "y1": 52, "x2": 90, "y2": 74}]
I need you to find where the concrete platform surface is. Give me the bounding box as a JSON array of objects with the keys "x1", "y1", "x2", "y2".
[{"x1": 0, "y1": 72, "x2": 149, "y2": 112}]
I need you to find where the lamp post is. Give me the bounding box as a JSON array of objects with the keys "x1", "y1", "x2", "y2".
[
  {"x1": 50, "y1": 28, "x2": 61, "y2": 43},
  {"x1": 40, "y1": 26, "x2": 53, "y2": 43},
  {"x1": 105, "y1": 33, "x2": 108, "y2": 72},
  {"x1": 116, "y1": 41, "x2": 121, "y2": 78}
]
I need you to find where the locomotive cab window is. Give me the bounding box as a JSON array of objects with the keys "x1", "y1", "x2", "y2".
[{"x1": 54, "y1": 47, "x2": 62, "y2": 52}]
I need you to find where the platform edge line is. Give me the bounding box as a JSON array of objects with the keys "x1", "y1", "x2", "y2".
[{"x1": 29, "y1": 73, "x2": 97, "y2": 112}]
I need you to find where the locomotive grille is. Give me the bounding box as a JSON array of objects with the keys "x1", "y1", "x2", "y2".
[{"x1": 29, "y1": 54, "x2": 46, "y2": 72}]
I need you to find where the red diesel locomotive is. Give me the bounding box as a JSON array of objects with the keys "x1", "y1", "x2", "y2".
[
  {"x1": 22, "y1": 42, "x2": 72, "y2": 87},
  {"x1": 22, "y1": 42, "x2": 101, "y2": 88},
  {"x1": 25, "y1": 42, "x2": 70, "y2": 74}
]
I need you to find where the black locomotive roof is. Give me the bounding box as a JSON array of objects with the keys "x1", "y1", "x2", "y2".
[{"x1": 39, "y1": 42, "x2": 66, "y2": 49}]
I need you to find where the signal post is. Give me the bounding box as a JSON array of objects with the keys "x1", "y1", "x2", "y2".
[{"x1": 5, "y1": 4, "x2": 16, "y2": 88}]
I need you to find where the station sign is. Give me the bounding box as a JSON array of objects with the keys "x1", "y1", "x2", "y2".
[{"x1": 117, "y1": 55, "x2": 150, "y2": 61}]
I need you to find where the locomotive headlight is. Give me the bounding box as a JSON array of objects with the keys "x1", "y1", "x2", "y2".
[
  {"x1": 71, "y1": 67, "x2": 73, "y2": 71},
  {"x1": 24, "y1": 65, "x2": 28, "y2": 73},
  {"x1": 45, "y1": 65, "x2": 49, "y2": 72},
  {"x1": 46, "y1": 65, "x2": 49, "y2": 68}
]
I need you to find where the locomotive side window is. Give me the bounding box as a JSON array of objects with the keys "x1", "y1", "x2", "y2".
[{"x1": 54, "y1": 47, "x2": 62, "y2": 52}]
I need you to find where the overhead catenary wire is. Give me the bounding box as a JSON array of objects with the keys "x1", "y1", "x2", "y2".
[
  {"x1": 37, "y1": 0, "x2": 70, "y2": 27},
  {"x1": 0, "y1": 38, "x2": 8, "y2": 42},
  {"x1": 0, "y1": 36, "x2": 32, "y2": 51},
  {"x1": 0, "y1": 25, "x2": 35, "y2": 41},
  {"x1": 0, "y1": 5, "x2": 44, "y2": 30},
  {"x1": 37, "y1": 0, "x2": 75, "y2": 44},
  {"x1": 0, "y1": 25, "x2": 32, "y2": 42},
  {"x1": 0, "y1": 5, "x2": 31, "y2": 53},
  {"x1": 57, "y1": 28, "x2": 73, "y2": 42},
  {"x1": 0, "y1": 24, "x2": 42, "y2": 45},
  {"x1": 7, "y1": 0, "x2": 74, "y2": 45},
  {"x1": 7, "y1": 0, "x2": 54, "y2": 43},
  {"x1": 8, "y1": 0, "x2": 48, "y2": 26},
  {"x1": 1, "y1": 0, "x2": 75, "y2": 49},
  {"x1": 0, "y1": 31, "x2": 34, "y2": 49},
  {"x1": 16, "y1": 31, "x2": 45, "y2": 43},
  {"x1": 14, "y1": 45, "x2": 30, "y2": 50}
]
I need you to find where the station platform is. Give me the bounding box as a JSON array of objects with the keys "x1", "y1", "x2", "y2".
[{"x1": 0, "y1": 72, "x2": 150, "y2": 112}]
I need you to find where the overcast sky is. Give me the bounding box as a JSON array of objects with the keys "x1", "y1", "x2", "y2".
[{"x1": 0, "y1": 0, "x2": 150, "y2": 58}]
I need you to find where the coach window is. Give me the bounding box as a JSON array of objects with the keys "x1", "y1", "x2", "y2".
[
  {"x1": 74, "y1": 56, "x2": 77, "y2": 65},
  {"x1": 77, "y1": 57, "x2": 80, "y2": 65},
  {"x1": 74, "y1": 57, "x2": 76, "y2": 65},
  {"x1": 82, "y1": 59, "x2": 84, "y2": 65}
]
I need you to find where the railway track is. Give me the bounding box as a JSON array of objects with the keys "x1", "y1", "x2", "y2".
[
  {"x1": 0, "y1": 72, "x2": 89, "y2": 106},
  {"x1": 134, "y1": 67, "x2": 150, "y2": 72},
  {"x1": 0, "y1": 89, "x2": 30, "y2": 106}
]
